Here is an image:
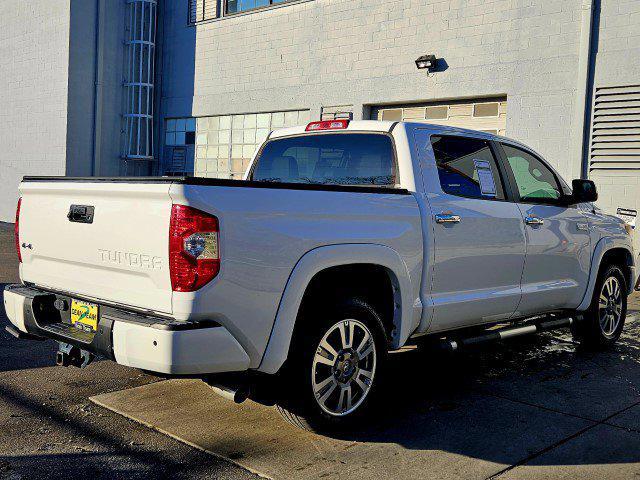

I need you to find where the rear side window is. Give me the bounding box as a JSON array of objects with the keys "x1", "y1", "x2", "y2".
[
  {"x1": 250, "y1": 133, "x2": 396, "y2": 186},
  {"x1": 431, "y1": 135, "x2": 505, "y2": 200}
]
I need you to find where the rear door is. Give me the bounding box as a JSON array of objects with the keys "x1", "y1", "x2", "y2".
[
  {"x1": 497, "y1": 143, "x2": 591, "y2": 315},
  {"x1": 414, "y1": 131, "x2": 526, "y2": 332},
  {"x1": 18, "y1": 180, "x2": 174, "y2": 314}
]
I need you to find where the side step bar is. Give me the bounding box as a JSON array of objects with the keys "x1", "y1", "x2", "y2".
[{"x1": 439, "y1": 314, "x2": 582, "y2": 352}]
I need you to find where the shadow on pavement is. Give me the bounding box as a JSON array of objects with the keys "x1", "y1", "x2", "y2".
[
  {"x1": 87, "y1": 320, "x2": 640, "y2": 480},
  {"x1": 0, "y1": 283, "x2": 59, "y2": 372}
]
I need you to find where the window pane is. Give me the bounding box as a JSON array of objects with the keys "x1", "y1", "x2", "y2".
[
  {"x1": 244, "y1": 114, "x2": 257, "y2": 129},
  {"x1": 244, "y1": 129, "x2": 256, "y2": 143},
  {"x1": 271, "y1": 112, "x2": 285, "y2": 128},
  {"x1": 232, "y1": 115, "x2": 244, "y2": 129},
  {"x1": 226, "y1": 0, "x2": 239, "y2": 13},
  {"x1": 256, "y1": 128, "x2": 269, "y2": 142},
  {"x1": 474, "y1": 103, "x2": 499, "y2": 117},
  {"x1": 426, "y1": 106, "x2": 448, "y2": 120},
  {"x1": 251, "y1": 133, "x2": 396, "y2": 186},
  {"x1": 257, "y1": 114, "x2": 270, "y2": 128},
  {"x1": 218, "y1": 130, "x2": 230, "y2": 144},
  {"x1": 381, "y1": 109, "x2": 402, "y2": 121},
  {"x1": 198, "y1": 117, "x2": 209, "y2": 131},
  {"x1": 219, "y1": 116, "x2": 231, "y2": 130},
  {"x1": 284, "y1": 111, "x2": 298, "y2": 127},
  {"x1": 502, "y1": 145, "x2": 561, "y2": 201},
  {"x1": 431, "y1": 135, "x2": 505, "y2": 200},
  {"x1": 231, "y1": 129, "x2": 243, "y2": 144}
]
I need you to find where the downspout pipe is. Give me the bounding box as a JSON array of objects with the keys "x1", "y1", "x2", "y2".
[
  {"x1": 92, "y1": 0, "x2": 106, "y2": 176},
  {"x1": 571, "y1": 0, "x2": 597, "y2": 180}
]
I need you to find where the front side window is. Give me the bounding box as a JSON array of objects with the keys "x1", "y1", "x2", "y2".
[
  {"x1": 251, "y1": 133, "x2": 396, "y2": 186},
  {"x1": 431, "y1": 135, "x2": 505, "y2": 200},
  {"x1": 502, "y1": 144, "x2": 561, "y2": 202}
]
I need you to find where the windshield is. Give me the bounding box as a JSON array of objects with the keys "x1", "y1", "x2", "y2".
[{"x1": 250, "y1": 133, "x2": 396, "y2": 186}]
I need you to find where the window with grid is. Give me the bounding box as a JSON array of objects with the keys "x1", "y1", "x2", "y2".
[
  {"x1": 189, "y1": 0, "x2": 217, "y2": 23},
  {"x1": 194, "y1": 110, "x2": 310, "y2": 179}
]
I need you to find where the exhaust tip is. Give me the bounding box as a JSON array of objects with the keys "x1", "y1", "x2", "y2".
[
  {"x1": 233, "y1": 385, "x2": 251, "y2": 404},
  {"x1": 207, "y1": 382, "x2": 251, "y2": 404}
]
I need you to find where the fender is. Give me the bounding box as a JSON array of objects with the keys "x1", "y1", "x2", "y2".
[
  {"x1": 257, "y1": 243, "x2": 417, "y2": 374},
  {"x1": 577, "y1": 236, "x2": 635, "y2": 311}
]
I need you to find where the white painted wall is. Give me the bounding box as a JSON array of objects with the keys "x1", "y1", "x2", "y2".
[
  {"x1": 162, "y1": 0, "x2": 585, "y2": 182},
  {"x1": 590, "y1": 0, "x2": 640, "y2": 239},
  {"x1": 0, "y1": 0, "x2": 71, "y2": 221}
]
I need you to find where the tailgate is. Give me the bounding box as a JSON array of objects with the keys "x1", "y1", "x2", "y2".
[{"x1": 18, "y1": 180, "x2": 174, "y2": 314}]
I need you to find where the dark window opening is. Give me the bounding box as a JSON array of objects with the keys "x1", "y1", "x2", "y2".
[
  {"x1": 251, "y1": 133, "x2": 396, "y2": 186},
  {"x1": 227, "y1": 0, "x2": 296, "y2": 15},
  {"x1": 431, "y1": 135, "x2": 505, "y2": 200}
]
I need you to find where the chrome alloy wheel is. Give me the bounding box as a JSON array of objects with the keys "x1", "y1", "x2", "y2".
[
  {"x1": 599, "y1": 276, "x2": 623, "y2": 338},
  {"x1": 311, "y1": 319, "x2": 377, "y2": 417}
]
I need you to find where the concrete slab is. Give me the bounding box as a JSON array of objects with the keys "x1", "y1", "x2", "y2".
[
  {"x1": 91, "y1": 378, "x2": 590, "y2": 480},
  {"x1": 498, "y1": 424, "x2": 640, "y2": 479}
]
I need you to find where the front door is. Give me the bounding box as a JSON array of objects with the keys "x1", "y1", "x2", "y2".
[
  {"x1": 498, "y1": 143, "x2": 591, "y2": 315},
  {"x1": 415, "y1": 132, "x2": 527, "y2": 332}
]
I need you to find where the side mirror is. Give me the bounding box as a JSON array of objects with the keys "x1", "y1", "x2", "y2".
[{"x1": 570, "y1": 179, "x2": 598, "y2": 204}]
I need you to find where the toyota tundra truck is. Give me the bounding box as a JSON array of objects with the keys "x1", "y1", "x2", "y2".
[{"x1": 4, "y1": 120, "x2": 637, "y2": 432}]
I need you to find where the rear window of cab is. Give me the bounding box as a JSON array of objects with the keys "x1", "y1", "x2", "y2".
[{"x1": 250, "y1": 133, "x2": 396, "y2": 186}]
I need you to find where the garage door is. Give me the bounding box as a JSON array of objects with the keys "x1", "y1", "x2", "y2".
[{"x1": 371, "y1": 98, "x2": 507, "y2": 135}]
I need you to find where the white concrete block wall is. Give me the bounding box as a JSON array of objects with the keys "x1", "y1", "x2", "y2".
[
  {"x1": 164, "y1": 0, "x2": 585, "y2": 181},
  {"x1": 590, "y1": 0, "x2": 640, "y2": 250},
  {"x1": 0, "y1": 0, "x2": 71, "y2": 222}
]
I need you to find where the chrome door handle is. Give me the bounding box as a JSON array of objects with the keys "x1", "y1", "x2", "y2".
[
  {"x1": 525, "y1": 215, "x2": 544, "y2": 226},
  {"x1": 435, "y1": 213, "x2": 461, "y2": 224}
]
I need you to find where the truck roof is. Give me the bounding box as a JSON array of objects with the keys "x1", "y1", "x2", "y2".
[
  {"x1": 270, "y1": 120, "x2": 503, "y2": 141},
  {"x1": 269, "y1": 120, "x2": 533, "y2": 155}
]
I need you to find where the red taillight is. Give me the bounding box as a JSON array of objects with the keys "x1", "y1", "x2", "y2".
[
  {"x1": 15, "y1": 198, "x2": 22, "y2": 263},
  {"x1": 169, "y1": 205, "x2": 220, "y2": 292},
  {"x1": 305, "y1": 119, "x2": 349, "y2": 131}
]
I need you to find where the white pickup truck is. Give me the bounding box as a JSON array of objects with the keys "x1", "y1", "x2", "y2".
[{"x1": 4, "y1": 120, "x2": 637, "y2": 432}]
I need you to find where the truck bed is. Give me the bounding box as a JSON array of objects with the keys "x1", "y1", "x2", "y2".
[{"x1": 17, "y1": 176, "x2": 421, "y2": 368}]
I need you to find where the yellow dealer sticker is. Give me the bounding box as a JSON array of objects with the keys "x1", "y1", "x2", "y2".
[{"x1": 71, "y1": 299, "x2": 99, "y2": 332}]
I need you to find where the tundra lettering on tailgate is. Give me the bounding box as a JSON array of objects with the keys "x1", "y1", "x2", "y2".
[{"x1": 98, "y1": 249, "x2": 163, "y2": 270}]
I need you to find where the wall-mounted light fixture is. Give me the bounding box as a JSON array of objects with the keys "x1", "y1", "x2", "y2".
[{"x1": 415, "y1": 54, "x2": 437, "y2": 71}]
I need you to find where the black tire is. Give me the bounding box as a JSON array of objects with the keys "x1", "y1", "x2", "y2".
[
  {"x1": 572, "y1": 264, "x2": 627, "y2": 349},
  {"x1": 276, "y1": 298, "x2": 388, "y2": 433}
]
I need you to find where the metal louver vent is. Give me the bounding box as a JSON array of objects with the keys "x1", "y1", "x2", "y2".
[{"x1": 590, "y1": 85, "x2": 640, "y2": 171}]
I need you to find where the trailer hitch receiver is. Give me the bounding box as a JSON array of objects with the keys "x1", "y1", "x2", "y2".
[{"x1": 56, "y1": 342, "x2": 94, "y2": 368}]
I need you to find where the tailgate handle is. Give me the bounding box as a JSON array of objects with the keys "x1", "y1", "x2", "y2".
[{"x1": 67, "y1": 205, "x2": 95, "y2": 224}]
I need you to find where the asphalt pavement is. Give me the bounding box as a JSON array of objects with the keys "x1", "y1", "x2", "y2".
[{"x1": 0, "y1": 222, "x2": 257, "y2": 480}]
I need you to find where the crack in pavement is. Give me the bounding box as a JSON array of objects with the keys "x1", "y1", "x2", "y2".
[{"x1": 486, "y1": 398, "x2": 640, "y2": 479}]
